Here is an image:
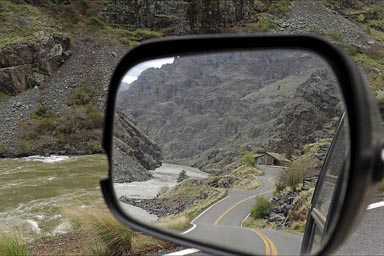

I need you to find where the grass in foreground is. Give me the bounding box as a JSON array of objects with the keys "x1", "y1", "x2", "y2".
[
  {"x1": 64, "y1": 206, "x2": 132, "y2": 255},
  {"x1": 0, "y1": 233, "x2": 28, "y2": 256},
  {"x1": 27, "y1": 204, "x2": 174, "y2": 256}
]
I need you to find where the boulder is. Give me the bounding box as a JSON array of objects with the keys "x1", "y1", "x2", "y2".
[{"x1": 0, "y1": 34, "x2": 72, "y2": 95}]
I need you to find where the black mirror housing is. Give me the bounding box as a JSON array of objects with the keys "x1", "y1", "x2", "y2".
[{"x1": 101, "y1": 34, "x2": 384, "y2": 255}]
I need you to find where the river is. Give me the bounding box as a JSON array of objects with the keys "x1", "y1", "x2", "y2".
[
  {"x1": 114, "y1": 163, "x2": 208, "y2": 222},
  {"x1": 0, "y1": 155, "x2": 206, "y2": 240}
]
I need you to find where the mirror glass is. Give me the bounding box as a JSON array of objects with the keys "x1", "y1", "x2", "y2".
[{"x1": 111, "y1": 50, "x2": 350, "y2": 255}]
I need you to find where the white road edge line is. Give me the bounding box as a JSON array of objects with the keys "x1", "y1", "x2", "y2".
[
  {"x1": 367, "y1": 201, "x2": 384, "y2": 210},
  {"x1": 174, "y1": 196, "x2": 231, "y2": 256},
  {"x1": 164, "y1": 248, "x2": 201, "y2": 256},
  {"x1": 181, "y1": 195, "x2": 231, "y2": 235},
  {"x1": 241, "y1": 213, "x2": 251, "y2": 228}
]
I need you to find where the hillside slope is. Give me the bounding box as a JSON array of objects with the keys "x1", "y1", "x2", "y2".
[
  {"x1": 117, "y1": 51, "x2": 342, "y2": 171},
  {"x1": 1, "y1": 0, "x2": 384, "y2": 171}
]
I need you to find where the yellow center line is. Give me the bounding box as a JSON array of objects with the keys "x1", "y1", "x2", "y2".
[
  {"x1": 247, "y1": 228, "x2": 270, "y2": 255},
  {"x1": 214, "y1": 175, "x2": 277, "y2": 225},
  {"x1": 267, "y1": 175, "x2": 276, "y2": 184},
  {"x1": 247, "y1": 228, "x2": 278, "y2": 256},
  {"x1": 213, "y1": 173, "x2": 279, "y2": 254},
  {"x1": 214, "y1": 189, "x2": 274, "y2": 225}
]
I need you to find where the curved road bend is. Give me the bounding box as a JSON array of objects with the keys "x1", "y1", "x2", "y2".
[{"x1": 182, "y1": 165, "x2": 302, "y2": 255}]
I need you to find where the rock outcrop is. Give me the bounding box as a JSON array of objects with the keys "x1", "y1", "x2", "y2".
[
  {"x1": 102, "y1": 0, "x2": 255, "y2": 35},
  {"x1": 113, "y1": 110, "x2": 162, "y2": 183},
  {"x1": 117, "y1": 51, "x2": 342, "y2": 168},
  {"x1": 0, "y1": 34, "x2": 71, "y2": 95}
]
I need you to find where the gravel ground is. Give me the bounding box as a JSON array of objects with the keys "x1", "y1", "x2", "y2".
[{"x1": 280, "y1": 1, "x2": 378, "y2": 48}]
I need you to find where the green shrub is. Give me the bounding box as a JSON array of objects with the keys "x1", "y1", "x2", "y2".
[
  {"x1": 324, "y1": 31, "x2": 343, "y2": 43},
  {"x1": 0, "y1": 92, "x2": 8, "y2": 99},
  {"x1": 241, "y1": 151, "x2": 255, "y2": 166},
  {"x1": 87, "y1": 16, "x2": 108, "y2": 30},
  {"x1": 32, "y1": 106, "x2": 53, "y2": 119},
  {"x1": 177, "y1": 170, "x2": 189, "y2": 183},
  {"x1": 256, "y1": 14, "x2": 278, "y2": 32},
  {"x1": 250, "y1": 196, "x2": 273, "y2": 219},
  {"x1": 87, "y1": 141, "x2": 102, "y2": 153},
  {"x1": 68, "y1": 84, "x2": 94, "y2": 106},
  {"x1": 275, "y1": 167, "x2": 303, "y2": 192},
  {"x1": 357, "y1": 14, "x2": 365, "y2": 22},
  {"x1": 37, "y1": 117, "x2": 56, "y2": 133},
  {"x1": 85, "y1": 105, "x2": 104, "y2": 128},
  {"x1": 16, "y1": 140, "x2": 30, "y2": 156},
  {"x1": 0, "y1": 144, "x2": 6, "y2": 154},
  {"x1": 121, "y1": 37, "x2": 137, "y2": 47},
  {"x1": 130, "y1": 29, "x2": 163, "y2": 41},
  {"x1": 55, "y1": 118, "x2": 77, "y2": 134},
  {"x1": 269, "y1": 0, "x2": 291, "y2": 15},
  {"x1": 341, "y1": 44, "x2": 360, "y2": 56}
]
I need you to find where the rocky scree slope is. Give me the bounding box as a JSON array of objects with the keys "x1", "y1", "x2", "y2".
[
  {"x1": 113, "y1": 110, "x2": 162, "y2": 183},
  {"x1": 117, "y1": 51, "x2": 342, "y2": 171}
]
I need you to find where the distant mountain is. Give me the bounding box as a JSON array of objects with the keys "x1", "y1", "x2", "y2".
[{"x1": 116, "y1": 51, "x2": 343, "y2": 170}]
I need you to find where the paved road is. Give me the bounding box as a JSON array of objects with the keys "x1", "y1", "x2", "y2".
[
  {"x1": 335, "y1": 202, "x2": 384, "y2": 255},
  {"x1": 180, "y1": 165, "x2": 302, "y2": 255}
]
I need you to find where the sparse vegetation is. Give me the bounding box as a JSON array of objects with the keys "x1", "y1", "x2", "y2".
[
  {"x1": 242, "y1": 217, "x2": 276, "y2": 230},
  {"x1": 229, "y1": 165, "x2": 263, "y2": 190},
  {"x1": 286, "y1": 188, "x2": 314, "y2": 235},
  {"x1": 17, "y1": 84, "x2": 104, "y2": 155},
  {"x1": 324, "y1": 30, "x2": 343, "y2": 43},
  {"x1": 0, "y1": 0, "x2": 59, "y2": 48},
  {"x1": 121, "y1": 29, "x2": 163, "y2": 47},
  {"x1": 67, "y1": 84, "x2": 94, "y2": 106},
  {"x1": 255, "y1": 14, "x2": 279, "y2": 32},
  {"x1": 275, "y1": 141, "x2": 325, "y2": 192},
  {"x1": 31, "y1": 105, "x2": 52, "y2": 119},
  {"x1": 130, "y1": 28, "x2": 162, "y2": 41},
  {"x1": 86, "y1": 16, "x2": 108, "y2": 30},
  {"x1": 0, "y1": 92, "x2": 8, "y2": 99},
  {"x1": 268, "y1": 0, "x2": 293, "y2": 15},
  {"x1": 16, "y1": 140, "x2": 31, "y2": 156}
]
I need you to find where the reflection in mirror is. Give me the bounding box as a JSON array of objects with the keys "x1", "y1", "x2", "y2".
[{"x1": 111, "y1": 50, "x2": 349, "y2": 255}]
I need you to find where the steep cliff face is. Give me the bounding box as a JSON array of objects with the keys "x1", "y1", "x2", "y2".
[
  {"x1": 113, "y1": 110, "x2": 162, "y2": 182},
  {"x1": 0, "y1": 34, "x2": 71, "y2": 95},
  {"x1": 117, "y1": 51, "x2": 342, "y2": 168},
  {"x1": 102, "y1": 0, "x2": 255, "y2": 35}
]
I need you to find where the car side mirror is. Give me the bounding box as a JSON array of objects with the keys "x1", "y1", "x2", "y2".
[{"x1": 100, "y1": 34, "x2": 384, "y2": 255}]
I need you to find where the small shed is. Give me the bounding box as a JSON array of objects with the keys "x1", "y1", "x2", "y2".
[{"x1": 255, "y1": 152, "x2": 290, "y2": 166}]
